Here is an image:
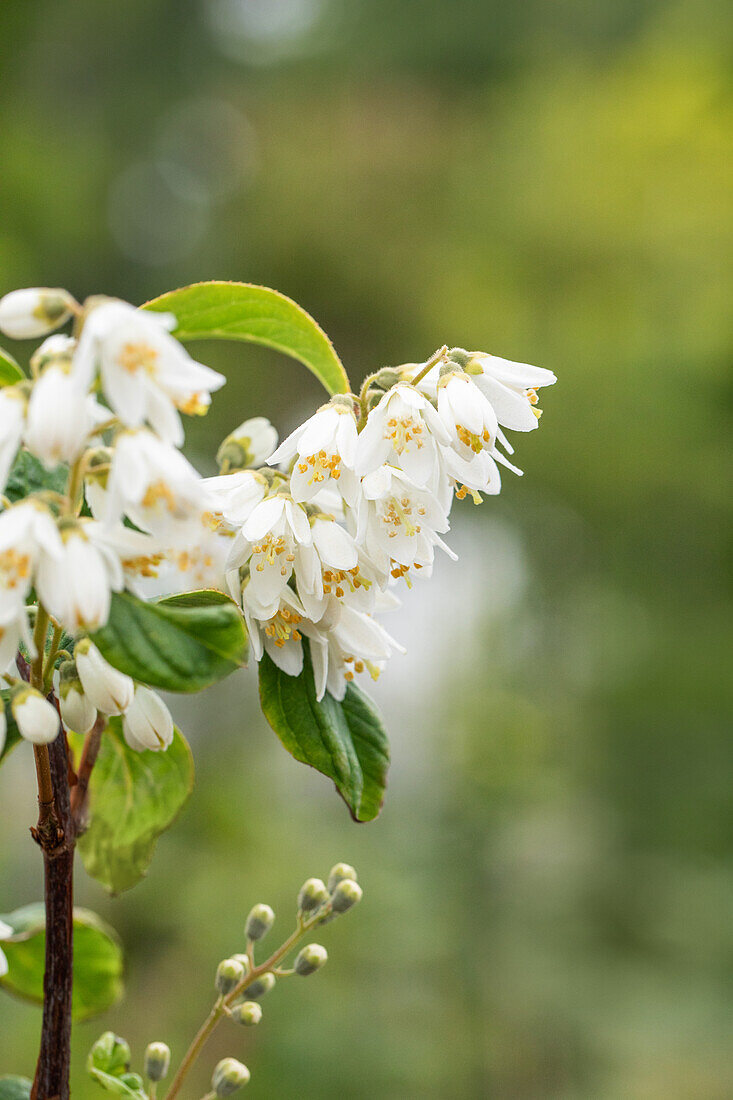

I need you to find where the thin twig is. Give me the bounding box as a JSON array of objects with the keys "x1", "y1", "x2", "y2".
[{"x1": 70, "y1": 715, "x2": 106, "y2": 833}]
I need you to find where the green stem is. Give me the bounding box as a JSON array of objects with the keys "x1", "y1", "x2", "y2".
[
  {"x1": 43, "y1": 623, "x2": 64, "y2": 693},
  {"x1": 163, "y1": 908, "x2": 329, "y2": 1100},
  {"x1": 410, "y1": 344, "x2": 448, "y2": 388}
]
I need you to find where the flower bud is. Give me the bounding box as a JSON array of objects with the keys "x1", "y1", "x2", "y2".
[
  {"x1": 122, "y1": 686, "x2": 174, "y2": 753},
  {"x1": 294, "y1": 944, "x2": 328, "y2": 976},
  {"x1": 371, "y1": 367, "x2": 402, "y2": 391},
  {"x1": 216, "y1": 957, "x2": 245, "y2": 996},
  {"x1": 212, "y1": 1057, "x2": 250, "y2": 1096},
  {"x1": 0, "y1": 287, "x2": 75, "y2": 340},
  {"x1": 144, "y1": 1042, "x2": 171, "y2": 1082},
  {"x1": 330, "y1": 879, "x2": 363, "y2": 914},
  {"x1": 88, "y1": 1031, "x2": 131, "y2": 1074},
  {"x1": 30, "y1": 333, "x2": 75, "y2": 372},
  {"x1": 327, "y1": 863, "x2": 357, "y2": 894},
  {"x1": 75, "y1": 639, "x2": 134, "y2": 715},
  {"x1": 11, "y1": 686, "x2": 59, "y2": 745},
  {"x1": 245, "y1": 903, "x2": 274, "y2": 941},
  {"x1": 241, "y1": 972, "x2": 275, "y2": 1000},
  {"x1": 447, "y1": 347, "x2": 472, "y2": 368},
  {"x1": 58, "y1": 661, "x2": 97, "y2": 735},
  {"x1": 298, "y1": 877, "x2": 330, "y2": 914},
  {"x1": 217, "y1": 417, "x2": 278, "y2": 471},
  {"x1": 230, "y1": 1001, "x2": 262, "y2": 1027}
]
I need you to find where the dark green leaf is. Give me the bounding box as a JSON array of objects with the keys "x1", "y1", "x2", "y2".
[
  {"x1": 4, "y1": 449, "x2": 67, "y2": 505},
  {"x1": 143, "y1": 280, "x2": 350, "y2": 396},
  {"x1": 0, "y1": 348, "x2": 24, "y2": 386},
  {"x1": 0, "y1": 1078, "x2": 32, "y2": 1100},
  {"x1": 0, "y1": 905, "x2": 123, "y2": 1020},
  {"x1": 258, "y1": 642, "x2": 389, "y2": 822},
  {"x1": 92, "y1": 588, "x2": 248, "y2": 693},
  {"x1": 76, "y1": 720, "x2": 194, "y2": 894}
]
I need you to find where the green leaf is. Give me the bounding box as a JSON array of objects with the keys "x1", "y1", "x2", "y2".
[
  {"x1": 0, "y1": 348, "x2": 24, "y2": 386},
  {"x1": 87, "y1": 1070, "x2": 147, "y2": 1100},
  {"x1": 143, "y1": 280, "x2": 350, "y2": 396},
  {"x1": 0, "y1": 688, "x2": 21, "y2": 767},
  {"x1": 0, "y1": 1079, "x2": 32, "y2": 1100},
  {"x1": 77, "y1": 720, "x2": 194, "y2": 894},
  {"x1": 92, "y1": 588, "x2": 248, "y2": 693},
  {"x1": 0, "y1": 905, "x2": 123, "y2": 1020},
  {"x1": 4, "y1": 449, "x2": 68, "y2": 505},
  {"x1": 258, "y1": 642, "x2": 389, "y2": 822}
]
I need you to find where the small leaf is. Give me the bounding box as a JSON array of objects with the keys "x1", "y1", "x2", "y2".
[
  {"x1": 77, "y1": 720, "x2": 194, "y2": 894},
  {"x1": 0, "y1": 1078, "x2": 32, "y2": 1100},
  {"x1": 92, "y1": 588, "x2": 248, "y2": 693},
  {"x1": 0, "y1": 688, "x2": 21, "y2": 767},
  {"x1": 4, "y1": 449, "x2": 68, "y2": 505},
  {"x1": 0, "y1": 348, "x2": 24, "y2": 386},
  {"x1": 258, "y1": 642, "x2": 389, "y2": 822},
  {"x1": 0, "y1": 905, "x2": 123, "y2": 1020},
  {"x1": 143, "y1": 280, "x2": 350, "y2": 396}
]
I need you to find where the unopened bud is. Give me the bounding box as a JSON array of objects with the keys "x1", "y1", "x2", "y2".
[
  {"x1": 242, "y1": 972, "x2": 275, "y2": 1000},
  {"x1": 217, "y1": 417, "x2": 278, "y2": 471},
  {"x1": 330, "y1": 879, "x2": 363, "y2": 914},
  {"x1": 75, "y1": 638, "x2": 134, "y2": 716},
  {"x1": 0, "y1": 287, "x2": 75, "y2": 340},
  {"x1": 245, "y1": 903, "x2": 274, "y2": 941},
  {"x1": 58, "y1": 661, "x2": 97, "y2": 735},
  {"x1": 144, "y1": 1042, "x2": 171, "y2": 1082},
  {"x1": 294, "y1": 944, "x2": 328, "y2": 976},
  {"x1": 447, "y1": 347, "x2": 472, "y2": 368},
  {"x1": 327, "y1": 863, "x2": 357, "y2": 894},
  {"x1": 88, "y1": 1031, "x2": 131, "y2": 1074},
  {"x1": 298, "y1": 877, "x2": 330, "y2": 914},
  {"x1": 230, "y1": 1001, "x2": 262, "y2": 1027},
  {"x1": 372, "y1": 367, "x2": 402, "y2": 391},
  {"x1": 11, "y1": 686, "x2": 59, "y2": 745},
  {"x1": 216, "y1": 958, "x2": 245, "y2": 996},
  {"x1": 213, "y1": 1057, "x2": 250, "y2": 1096}
]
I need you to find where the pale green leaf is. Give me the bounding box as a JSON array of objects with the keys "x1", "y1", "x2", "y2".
[
  {"x1": 0, "y1": 905, "x2": 123, "y2": 1020},
  {"x1": 0, "y1": 1078, "x2": 32, "y2": 1100},
  {"x1": 143, "y1": 280, "x2": 350, "y2": 396},
  {"x1": 77, "y1": 720, "x2": 194, "y2": 894}
]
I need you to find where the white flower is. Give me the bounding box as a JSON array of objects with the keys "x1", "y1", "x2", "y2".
[
  {"x1": 269, "y1": 401, "x2": 360, "y2": 505},
  {"x1": 0, "y1": 388, "x2": 26, "y2": 491},
  {"x1": 0, "y1": 919, "x2": 12, "y2": 978},
  {"x1": 12, "y1": 687, "x2": 59, "y2": 745},
  {"x1": 24, "y1": 363, "x2": 94, "y2": 469},
  {"x1": 357, "y1": 465, "x2": 455, "y2": 583},
  {"x1": 104, "y1": 430, "x2": 213, "y2": 542},
  {"x1": 122, "y1": 686, "x2": 174, "y2": 752},
  {"x1": 73, "y1": 300, "x2": 225, "y2": 445},
  {"x1": 294, "y1": 515, "x2": 374, "y2": 622},
  {"x1": 202, "y1": 468, "x2": 268, "y2": 528},
  {"x1": 355, "y1": 383, "x2": 450, "y2": 487},
  {"x1": 58, "y1": 682, "x2": 97, "y2": 735},
  {"x1": 225, "y1": 493, "x2": 311, "y2": 618},
  {"x1": 75, "y1": 639, "x2": 134, "y2": 716},
  {"x1": 218, "y1": 416, "x2": 278, "y2": 469},
  {"x1": 0, "y1": 287, "x2": 75, "y2": 340},
  {"x1": 0, "y1": 502, "x2": 63, "y2": 662},
  {"x1": 439, "y1": 445, "x2": 503, "y2": 503},
  {"x1": 35, "y1": 520, "x2": 124, "y2": 632},
  {"x1": 309, "y1": 604, "x2": 402, "y2": 701},
  {"x1": 437, "y1": 371, "x2": 499, "y2": 459},
  {"x1": 467, "y1": 352, "x2": 556, "y2": 432},
  {"x1": 242, "y1": 586, "x2": 309, "y2": 676}
]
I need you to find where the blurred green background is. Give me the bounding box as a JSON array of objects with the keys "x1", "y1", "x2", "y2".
[{"x1": 1, "y1": 0, "x2": 731, "y2": 1096}]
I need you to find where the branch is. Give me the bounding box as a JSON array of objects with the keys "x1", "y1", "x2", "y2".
[{"x1": 70, "y1": 715, "x2": 106, "y2": 833}]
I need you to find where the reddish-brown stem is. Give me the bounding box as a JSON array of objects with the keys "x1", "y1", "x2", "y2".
[{"x1": 70, "y1": 715, "x2": 105, "y2": 832}]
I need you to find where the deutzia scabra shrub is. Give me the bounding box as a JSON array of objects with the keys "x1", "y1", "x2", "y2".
[{"x1": 0, "y1": 281, "x2": 555, "y2": 1099}]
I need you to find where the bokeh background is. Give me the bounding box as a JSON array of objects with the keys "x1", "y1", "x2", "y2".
[{"x1": 1, "y1": 0, "x2": 731, "y2": 1096}]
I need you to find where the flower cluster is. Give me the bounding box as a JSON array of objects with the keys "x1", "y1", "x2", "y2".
[{"x1": 0, "y1": 286, "x2": 555, "y2": 752}]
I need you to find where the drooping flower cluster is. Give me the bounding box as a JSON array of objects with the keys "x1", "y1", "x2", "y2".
[{"x1": 0, "y1": 286, "x2": 555, "y2": 753}]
